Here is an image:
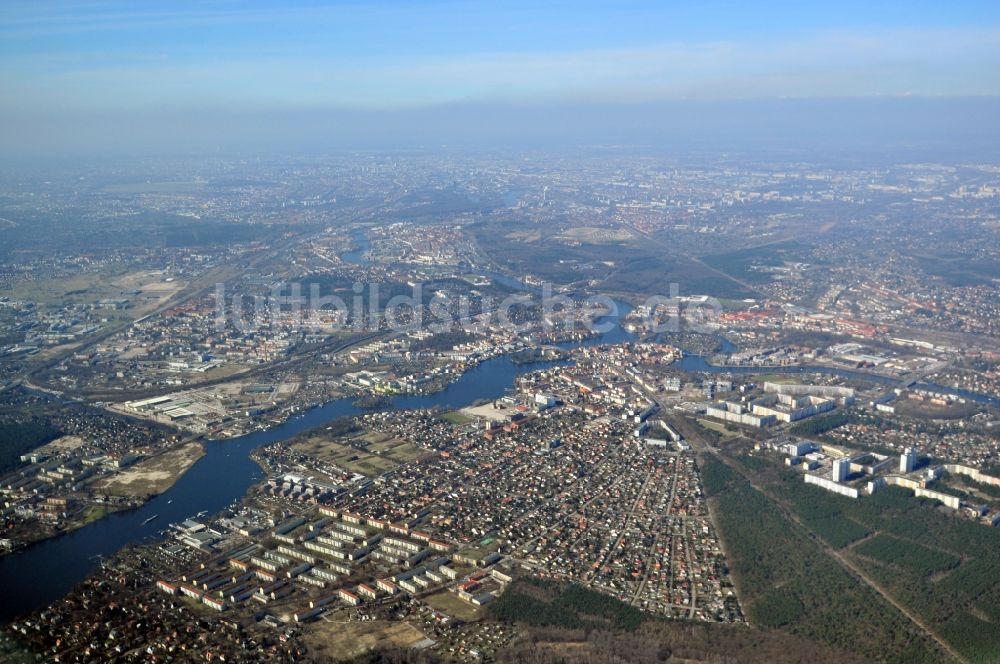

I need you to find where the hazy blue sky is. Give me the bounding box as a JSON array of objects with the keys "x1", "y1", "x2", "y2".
[{"x1": 2, "y1": 1, "x2": 999, "y2": 157}]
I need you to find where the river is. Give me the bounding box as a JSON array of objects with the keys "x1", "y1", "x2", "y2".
[
  {"x1": 1, "y1": 239, "x2": 995, "y2": 623},
  {"x1": 0, "y1": 293, "x2": 635, "y2": 623}
]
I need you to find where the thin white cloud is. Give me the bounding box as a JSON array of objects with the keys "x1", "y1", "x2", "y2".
[
  {"x1": 1, "y1": 26, "x2": 998, "y2": 111},
  {"x1": 0, "y1": 2, "x2": 366, "y2": 37}
]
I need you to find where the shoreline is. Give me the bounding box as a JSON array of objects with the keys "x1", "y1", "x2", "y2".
[
  {"x1": 6, "y1": 343, "x2": 992, "y2": 559},
  {"x1": 0, "y1": 440, "x2": 205, "y2": 559}
]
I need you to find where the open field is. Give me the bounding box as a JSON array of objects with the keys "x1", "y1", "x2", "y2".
[
  {"x1": 460, "y1": 403, "x2": 509, "y2": 422},
  {"x1": 5, "y1": 273, "x2": 118, "y2": 305},
  {"x1": 752, "y1": 374, "x2": 801, "y2": 384},
  {"x1": 357, "y1": 430, "x2": 395, "y2": 446},
  {"x1": 892, "y1": 399, "x2": 983, "y2": 421},
  {"x1": 97, "y1": 442, "x2": 204, "y2": 497},
  {"x1": 291, "y1": 436, "x2": 420, "y2": 476},
  {"x1": 369, "y1": 438, "x2": 425, "y2": 463},
  {"x1": 555, "y1": 226, "x2": 635, "y2": 243},
  {"x1": 6, "y1": 269, "x2": 185, "y2": 313},
  {"x1": 73, "y1": 504, "x2": 127, "y2": 528},
  {"x1": 440, "y1": 410, "x2": 475, "y2": 425},
  {"x1": 697, "y1": 418, "x2": 740, "y2": 439},
  {"x1": 37, "y1": 435, "x2": 86, "y2": 453},
  {"x1": 78, "y1": 505, "x2": 111, "y2": 525},
  {"x1": 302, "y1": 620, "x2": 430, "y2": 661},
  {"x1": 504, "y1": 229, "x2": 543, "y2": 242},
  {"x1": 424, "y1": 589, "x2": 484, "y2": 621}
]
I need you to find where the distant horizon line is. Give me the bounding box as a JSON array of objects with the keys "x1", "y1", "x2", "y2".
[
  {"x1": 3, "y1": 96, "x2": 999, "y2": 161},
  {"x1": 6, "y1": 93, "x2": 1000, "y2": 116}
]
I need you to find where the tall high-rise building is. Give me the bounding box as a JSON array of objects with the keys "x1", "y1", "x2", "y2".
[
  {"x1": 900, "y1": 447, "x2": 918, "y2": 473},
  {"x1": 832, "y1": 458, "x2": 851, "y2": 482}
]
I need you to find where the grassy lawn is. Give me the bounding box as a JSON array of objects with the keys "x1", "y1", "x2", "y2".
[
  {"x1": 697, "y1": 418, "x2": 740, "y2": 439},
  {"x1": 424, "y1": 590, "x2": 484, "y2": 621},
  {"x1": 378, "y1": 440, "x2": 425, "y2": 463},
  {"x1": 78, "y1": 505, "x2": 112, "y2": 525},
  {"x1": 293, "y1": 438, "x2": 398, "y2": 476},
  {"x1": 441, "y1": 410, "x2": 475, "y2": 425}
]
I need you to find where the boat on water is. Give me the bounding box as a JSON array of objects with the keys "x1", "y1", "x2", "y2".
[
  {"x1": 166, "y1": 499, "x2": 173, "y2": 504},
  {"x1": 142, "y1": 515, "x2": 159, "y2": 525}
]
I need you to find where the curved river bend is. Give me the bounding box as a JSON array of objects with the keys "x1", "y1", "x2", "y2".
[
  {"x1": 1, "y1": 294, "x2": 995, "y2": 623},
  {"x1": 0, "y1": 302, "x2": 634, "y2": 623}
]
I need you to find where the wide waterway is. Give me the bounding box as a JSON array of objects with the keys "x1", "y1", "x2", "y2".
[
  {"x1": 0, "y1": 298, "x2": 635, "y2": 623},
  {"x1": 1, "y1": 281, "x2": 996, "y2": 622}
]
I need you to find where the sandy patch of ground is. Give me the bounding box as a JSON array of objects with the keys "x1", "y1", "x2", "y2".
[
  {"x1": 556, "y1": 226, "x2": 634, "y2": 242},
  {"x1": 460, "y1": 403, "x2": 511, "y2": 423},
  {"x1": 302, "y1": 620, "x2": 430, "y2": 662},
  {"x1": 39, "y1": 435, "x2": 86, "y2": 453},
  {"x1": 97, "y1": 442, "x2": 204, "y2": 497}
]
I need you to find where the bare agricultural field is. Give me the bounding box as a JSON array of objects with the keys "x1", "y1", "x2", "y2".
[
  {"x1": 97, "y1": 442, "x2": 204, "y2": 497},
  {"x1": 302, "y1": 620, "x2": 430, "y2": 662}
]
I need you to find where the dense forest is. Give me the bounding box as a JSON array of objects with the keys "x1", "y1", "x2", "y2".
[
  {"x1": 489, "y1": 575, "x2": 868, "y2": 664},
  {"x1": 489, "y1": 577, "x2": 646, "y2": 632},
  {"x1": 0, "y1": 421, "x2": 61, "y2": 473},
  {"x1": 788, "y1": 411, "x2": 850, "y2": 436},
  {"x1": 701, "y1": 456, "x2": 948, "y2": 663},
  {"x1": 493, "y1": 617, "x2": 870, "y2": 664},
  {"x1": 722, "y1": 453, "x2": 1000, "y2": 664}
]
